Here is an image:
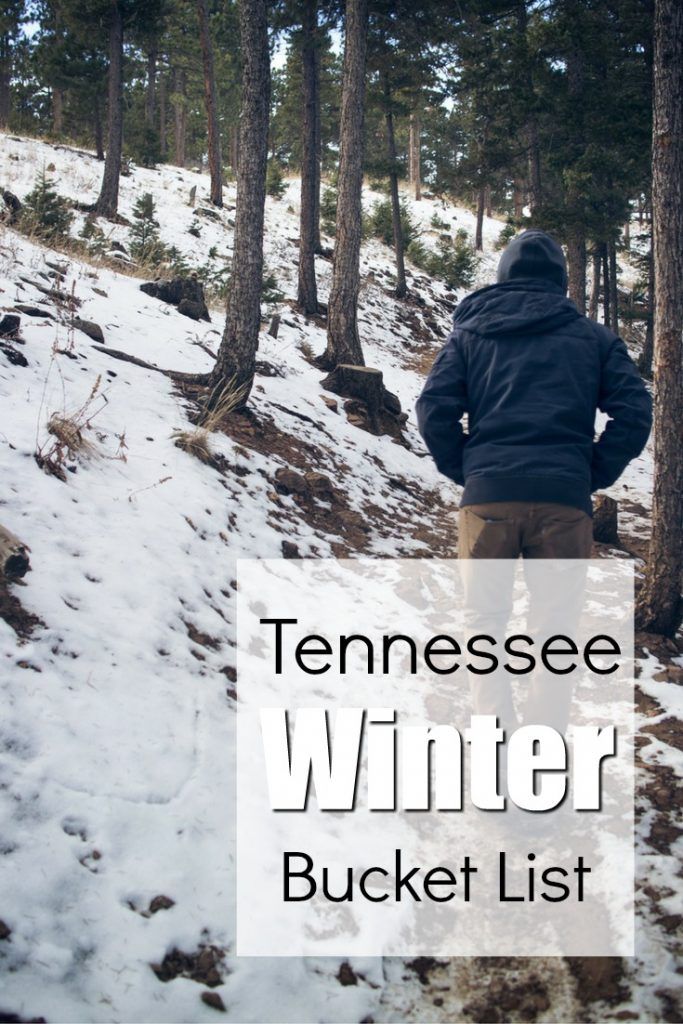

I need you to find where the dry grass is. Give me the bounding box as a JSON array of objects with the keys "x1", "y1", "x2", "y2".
[
  {"x1": 172, "y1": 376, "x2": 248, "y2": 465},
  {"x1": 199, "y1": 375, "x2": 250, "y2": 429},
  {"x1": 172, "y1": 427, "x2": 213, "y2": 464},
  {"x1": 35, "y1": 373, "x2": 111, "y2": 478}
]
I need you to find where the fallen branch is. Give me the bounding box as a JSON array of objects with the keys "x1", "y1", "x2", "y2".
[
  {"x1": 93, "y1": 344, "x2": 210, "y2": 384},
  {"x1": 0, "y1": 525, "x2": 30, "y2": 579}
]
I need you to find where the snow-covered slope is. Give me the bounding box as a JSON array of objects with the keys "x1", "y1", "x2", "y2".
[{"x1": 0, "y1": 133, "x2": 679, "y2": 1024}]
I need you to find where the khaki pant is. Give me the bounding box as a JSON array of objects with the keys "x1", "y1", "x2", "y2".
[
  {"x1": 459, "y1": 501, "x2": 593, "y2": 560},
  {"x1": 458, "y1": 502, "x2": 592, "y2": 733}
]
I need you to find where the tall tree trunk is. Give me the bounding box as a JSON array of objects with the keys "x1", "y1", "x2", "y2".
[
  {"x1": 93, "y1": 93, "x2": 104, "y2": 159},
  {"x1": 636, "y1": 0, "x2": 683, "y2": 636},
  {"x1": 174, "y1": 67, "x2": 186, "y2": 167},
  {"x1": 608, "y1": 238, "x2": 619, "y2": 331},
  {"x1": 602, "y1": 244, "x2": 610, "y2": 327},
  {"x1": 588, "y1": 247, "x2": 601, "y2": 321},
  {"x1": 158, "y1": 69, "x2": 167, "y2": 158},
  {"x1": 197, "y1": 0, "x2": 223, "y2": 207},
  {"x1": 312, "y1": 32, "x2": 322, "y2": 253},
  {"x1": 639, "y1": 240, "x2": 655, "y2": 376},
  {"x1": 513, "y1": 179, "x2": 525, "y2": 221},
  {"x1": 95, "y1": 1, "x2": 124, "y2": 218},
  {"x1": 0, "y1": 34, "x2": 11, "y2": 130},
  {"x1": 409, "y1": 110, "x2": 421, "y2": 201},
  {"x1": 384, "y1": 74, "x2": 407, "y2": 299},
  {"x1": 298, "y1": 0, "x2": 319, "y2": 314},
  {"x1": 322, "y1": 0, "x2": 368, "y2": 369},
  {"x1": 145, "y1": 48, "x2": 157, "y2": 126},
  {"x1": 208, "y1": 0, "x2": 270, "y2": 406},
  {"x1": 229, "y1": 124, "x2": 239, "y2": 174},
  {"x1": 516, "y1": 1, "x2": 541, "y2": 212},
  {"x1": 485, "y1": 184, "x2": 492, "y2": 218},
  {"x1": 567, "y1": 233, "x2": 586, "y2": 309},
  {"x1": 53, "y1": 88, "x2": 64, "y2": 135},
  {"x1": 475, "y1": 187, "x2": 485, "y2": 251}
]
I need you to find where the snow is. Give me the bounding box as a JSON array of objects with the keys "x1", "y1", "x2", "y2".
[{"x1": 0, "y1": 131, "x2": 676, "y2": 1023}]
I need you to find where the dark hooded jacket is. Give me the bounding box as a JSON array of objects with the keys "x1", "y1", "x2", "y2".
[{"x1": 415, "y1": 230, "x2": 652, "y2": 515}]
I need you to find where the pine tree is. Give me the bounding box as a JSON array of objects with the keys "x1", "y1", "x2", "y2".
[
  {"x1": 196, "y1": 0, "x2": 222, "y2": 206},
  {"x1": 20, "y1": 169, "x2": 74, "y2": 240},
  {"x1": 321, "y1": 0, "x2": 368, "y2": 369},
  {"x1": 0, "y1": 1, "x2": 23, "y2": 129},
  {"x1": 297, "y1": 0, "x2": 321, "y2": 315},
  {"x1": 635, "y1": 0, "x2": 683, "y2": 637},
  {"x1": 208, "y1": 0, "x2": 270, "y2": 407}
]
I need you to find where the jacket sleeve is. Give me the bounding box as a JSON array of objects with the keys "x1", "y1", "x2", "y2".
[
  {"x1": 591, "y1": 335, "x2": 653, "y2": 492},
  {"x1": 416, "y1": 331, "x2": 468, "y2": 485}
]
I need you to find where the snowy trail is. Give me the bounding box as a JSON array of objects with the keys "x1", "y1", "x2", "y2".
[{"x1": 0, "y1": 133, "x2": 680, "y2": 1023}]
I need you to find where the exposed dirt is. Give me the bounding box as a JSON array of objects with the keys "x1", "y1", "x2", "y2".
[{"x1": 0, "y1": 579, "x2": 44, "y2": 640}]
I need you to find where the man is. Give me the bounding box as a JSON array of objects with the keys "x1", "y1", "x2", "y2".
[{"x1": 416, "y1": 229, "x2": 652, "y2": 559}]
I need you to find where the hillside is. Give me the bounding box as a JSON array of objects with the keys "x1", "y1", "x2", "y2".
[{"x1": 0, "y1": 133, "x2": 681, "y2": 1024}]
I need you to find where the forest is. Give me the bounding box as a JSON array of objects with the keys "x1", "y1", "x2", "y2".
[{"x1": 0, "y1": 0, "x2": 682, "y2": 1021}]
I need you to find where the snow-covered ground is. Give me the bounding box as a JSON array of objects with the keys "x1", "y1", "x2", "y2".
[{"x1": 0, "y1": 132, "x2": 680, "y2": 1023}]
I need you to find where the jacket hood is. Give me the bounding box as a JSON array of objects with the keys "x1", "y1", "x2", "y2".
[
  {"x1": 497, "y1": 229, "x2": 569, "y2": 291},
  {"x1": 452, "y1": 278, "x2": 581, "y2": 338}
]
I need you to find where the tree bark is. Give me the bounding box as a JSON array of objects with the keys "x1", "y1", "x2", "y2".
[
  {"x1": 145, "y1": 48, "x2": 157, "y2": 127},
  {"x1": 513, "y1": 179, "x2": 525, "y2": 221},
  {"x1": 383, "y1": 74, "x2": 407, "y2": 299},
  {"x1": 159, "y1": 69, "x2": 167, "y2": 158},
  {"x1": 53, "y1": 88, "x2": 64, "y2": 135},
  {"x1": 475, "y1": 186, "x2": 485, "y2": 251},
  {"x1": 297, "y1": 0, "x2": 319, "y2": 314},
  {"x1": 322, "y1": 0, "x2": 368, "y2": 369},
  {"x1": 174, "y1": 66, "x2": 186, "y2": 167},
  {"x1": 601, "y1": 243, "x2": 610, "y2": 327},
  {"x1": 516, "y1": 1, "x2": 541, "y2": 212},
  {"x1": 197, "y1": 0, "x2": 223, "y2": 207},
  {"x1": 566, "y1": 233, "x2": 586, "y2": 310},
  {"x1": 608, "y1": 238, "x2": 619, "y2": 331},
  {"x1": 0, "y1": 33, "x2": 11, "y2": 130},
  {"x1": 588, "y1": 247, "x2": 601, "y2": 321},
  {"x1": 636, "y1": 0, "x2": 683, "y2": 636},
  {"x1": 95, "y1": 1, "x2": 124, "y2": 218},
  {"x1": 312, "y1": 29, "x2": 322, "y2": 252},
  {"x1": 208, "y1": 0, "x2": 270, "y2": 406},
  {"x1": 93, "y1": 93, "x2": 104, "y2": 160},
  {"x1": 409, "y1": 110, "x2": 421, "y2": 201},
  {"x1": 638, "y1": 239, "x2": 655, "y2": 376}
]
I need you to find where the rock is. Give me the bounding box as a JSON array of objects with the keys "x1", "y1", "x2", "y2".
[
  {"x1": 140, "y1": 275, "x2": 210, "y2": 322},
  {"x1": 0, "y1": 919, "x2": 10, "y2": 940},
  {"x1": 274, "y1": 467, "x2": 307, "y2": 496},
  {"x1": 593, "y1": 495, "x2": 619, "y2": 545},
  {"x1": 0, "y1": 313, "x2": 21, "y2": 336},
  {"x1": 1, "y1": 188, "x2": 22, "y2": 224},
  {"x1": 201, "y1": 991, "x2": 226, "y2": 1012},
  {"x1": 109, "y1": 240, "x2": 128, "y2": 254},
  {"x1": 14, "y1": 304, "x2": 53, "y2": 319},
  {"x1": 304, "y1": 471, "x2": 334, "y2": 500},
  {"x1": 188, "y1": 224, "x2": 201, "y2": 238},
  {"x1": 0, "y1": 343, "x2": 28, "y2": 367},
  {"x1": 71, "y1": 318, "x2": 104, "y2": 343},
  {"x1": 267, "y1": 314, "x2": 280, "y2": 338},
  {"x1": 337, "y1": 962, "x2": 358, "y2": 986},
  {"x1": 177, "y1": 298, "x2": 208, "y2": 322},
  {"x1": 196, "y1": 206, "x2": 222, "y2": 221},
  {"x1": 321, "y1": 395, "x2": 338, "y2": 413},
  {"x1": 282, "y1": 540, "x2": 300, "y2": 558},
  {"x1": 149, "y1": 894, "x2": 175, "y2": 914}
]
